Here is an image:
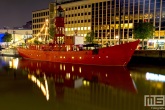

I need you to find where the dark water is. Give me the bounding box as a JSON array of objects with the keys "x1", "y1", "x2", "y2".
[{"x1": 0, "y1": 56, "x2": 165, "y2": 110}]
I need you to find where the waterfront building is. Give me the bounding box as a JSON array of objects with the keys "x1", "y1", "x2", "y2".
[
  {"x1": 32, "y1": 9, "x2": 49, "y2": 41},
  {"x1": 0, "y1": 29, "x2": 32, "y2": 48},
  {"x1": 32, "y1": 0, "x2": 165, "y2": 49}
]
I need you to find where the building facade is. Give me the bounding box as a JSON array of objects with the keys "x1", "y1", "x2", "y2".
[
  {"x1": 91, "y1": 0, "x2": 165, "y2": 48},
  {"x1": 32, "y1": 9, "x2": 49, "y2": 41},
  {"x1": 32, "y1": 0, "x2": 165, "y2": 49},
  {"x1": 0, "y1": 29, "x2": 32, "y2": 47}
]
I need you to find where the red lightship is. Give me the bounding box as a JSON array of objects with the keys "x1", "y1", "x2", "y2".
[{"x1": 17, "y1": 6, "x2": 139, "y2": 66}]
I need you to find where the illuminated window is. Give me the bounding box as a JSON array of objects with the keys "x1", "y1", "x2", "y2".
[
  {"x1": 66, "y1": 73, "x2": 70, "y2": 79},
  {"x1": 81, "y1": 27, "x2": 83, "y2": 30},
  {"x1": 79, "y1": 67, "x2": 81, "y2": 73},
  {"x1": 129, "y1": 23, "x2": 133, "y2": 28},
  {"x1": 72, "y1": 66, "x2": 74, "y2": 72}
]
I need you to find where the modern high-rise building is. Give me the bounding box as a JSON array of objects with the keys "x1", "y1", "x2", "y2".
[
  {"x1": 32, "y1": 0, "x2": 165, "y2": 49},
  {"x1": 91, "y1": 0, "x2": 165, "y2": 48}
]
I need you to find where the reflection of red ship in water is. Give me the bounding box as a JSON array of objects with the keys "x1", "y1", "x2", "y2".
[{"x1": 18, "y1": 59, "x2": 137, "y2": 95}]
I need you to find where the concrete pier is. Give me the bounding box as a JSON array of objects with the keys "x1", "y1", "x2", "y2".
[
  {"x1": 0, "y1": 48, "x2": 20, "y2": 57},
  {"x1": 129, "y1": 50, "x2": 165, "y2": 66},
  {"x1": 133, "y1": 50, "x2": 165, "y2": 58}
]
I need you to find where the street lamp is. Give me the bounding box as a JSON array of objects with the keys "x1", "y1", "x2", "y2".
[
  {"x1": 115, "y1": 35, "x2": 119, "y2": 39},
  {"x1": 13, "y1": 30, "x2": 15, "y2": 44},
  {"x1": 118, "y1": 0, "x2": 123, "y2": 44}
]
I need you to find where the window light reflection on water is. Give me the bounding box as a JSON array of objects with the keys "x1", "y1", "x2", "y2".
[
  {"x1": 28, "y1": 74, "x2": 49, "y2": 101},
  {"x1": 17, "y1": 58, "x2": 91, "y2": 101},
  {"x1": 0, "y1": 56, "x2": 165, "y2": 110},
  {"x1": 9, "y1": 58, "x2": 19, "y2": 69}
]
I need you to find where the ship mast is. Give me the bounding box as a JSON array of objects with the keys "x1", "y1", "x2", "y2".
[
  {"x1": 53, "y1": 0, "x2": 58, "y2": 44},
  {"x1": 54, "y1": 0, "x2": 65, "y2": 44}
]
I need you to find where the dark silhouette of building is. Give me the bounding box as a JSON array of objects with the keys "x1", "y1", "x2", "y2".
[{"x1": 22, "y1": 21, "x2": 32, "y2": 29}]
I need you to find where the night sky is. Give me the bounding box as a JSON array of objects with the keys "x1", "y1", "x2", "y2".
[{"x1": 0, "y1": 0, "x2": 56, "y2": 28}]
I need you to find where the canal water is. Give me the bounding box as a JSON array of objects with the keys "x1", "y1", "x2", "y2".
[{"x1": 0, "y1": 56, "x2": 165, "y2": 110}]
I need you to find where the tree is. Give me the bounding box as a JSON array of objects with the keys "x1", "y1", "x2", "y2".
[
  {"x1": 48, "y1": 25, "x2": 56, "y2": 40},
  {"x1": 85, "y1": 31, "x2": 95, "y2": 44},
  {"x1": 133, "y1": 22, "x2": 154, "y2": 49},
  {"x1": 34, "y1": 39, "x2": 43, "y2": 45},
  {"x1": 2, "y1": 32, "x2": 12, "y2": 47}
]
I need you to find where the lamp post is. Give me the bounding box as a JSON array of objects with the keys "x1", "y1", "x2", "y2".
[
  {"x1": 13, "y1": 30, "x2": 15, "y2": 44},
  {"x1": 118, "y1": 0, "x2": 123, "y2": 44},
  {"x1": 12, "y1": 30, "x2": 16, "y2": 56}
]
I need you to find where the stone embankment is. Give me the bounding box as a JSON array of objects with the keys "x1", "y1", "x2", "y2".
[
  {"x1": 0, "y1": 48, "x2": 20, "y2": 57},
  {"x1": 129, "y1": 50, "x2": 165, "y2": 66},
  {"x1": 133, "y1": 50, "x2": 165, "y2": 58}
]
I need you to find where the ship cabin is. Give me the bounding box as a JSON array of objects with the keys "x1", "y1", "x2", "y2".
[
  {"x1": 82, "y1": 43, "x2": 101, "y2": 50},
  {"x1": 64, "y1": 35, "x2": 102, "y2": 51}
]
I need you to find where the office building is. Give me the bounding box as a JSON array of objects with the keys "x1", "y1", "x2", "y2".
[{"x1": 32, "y1": 0, "x2": 165, "y2": 49}]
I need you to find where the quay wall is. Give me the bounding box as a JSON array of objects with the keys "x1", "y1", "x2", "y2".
[
  {"x1": 129, "y1": 50, "x2": 165, "y2": 66},
  {"x1": 133, "y1": 50, "x2": 165, "y2": 58},
  {"x1": 0, "y1": 48, "x2": 20, "y2": 57}
]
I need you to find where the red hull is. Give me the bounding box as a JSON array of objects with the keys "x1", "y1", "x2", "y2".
[{"x1": 17, "y1": 40, "x2": 139, "y2": 66}]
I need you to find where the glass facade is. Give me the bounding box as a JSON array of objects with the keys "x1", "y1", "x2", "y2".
[{"x1": 92, "y1": 0, "x2": 165, "y2": 46}]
